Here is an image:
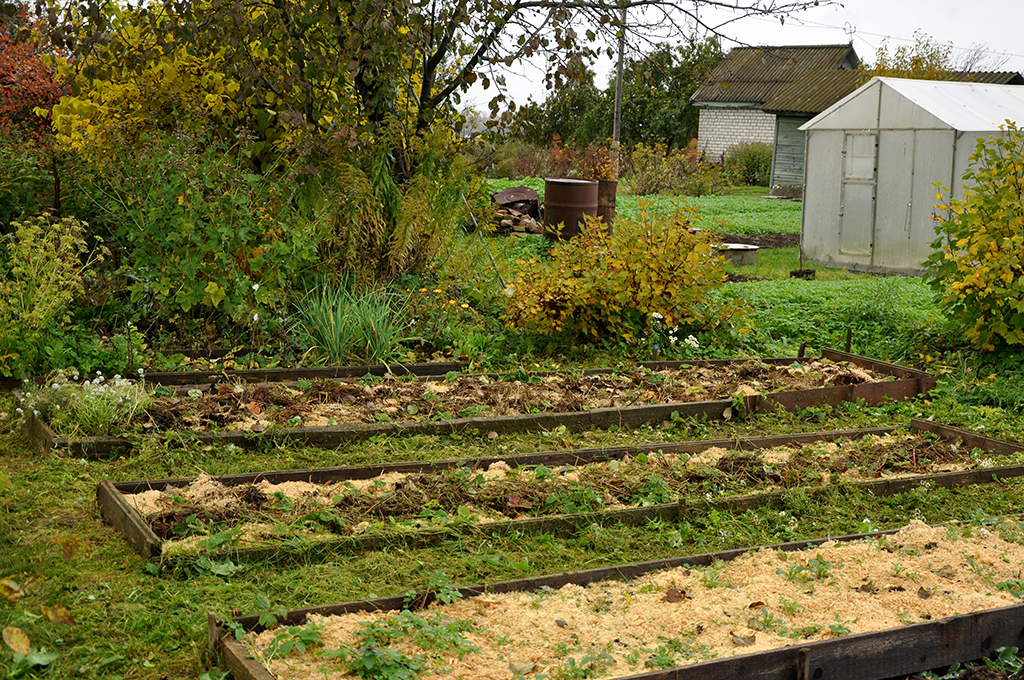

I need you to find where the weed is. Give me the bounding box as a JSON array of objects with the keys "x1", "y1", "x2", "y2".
[
  {"x1": 985, "y1": 646, "x2": 1024, "y2": 676},
  {"x1": 747, "y1": 608, "x2": 787, "y2": 634},
  {"x1": 19, "y1": 369, "x2": 152, "y2": 437},
  {"x1": 827, "y1": 615, "x2": 854, "y2": 637},
  {"x1": 264, "y1": 621, "x2": 323, "y2": 660},
  {"x1": 778, "y1": 596, "x2": 805, "y2": 615}
]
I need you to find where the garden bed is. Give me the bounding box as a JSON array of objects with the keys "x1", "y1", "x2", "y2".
[
  {"x1": 210, "y1": 519, "x2": 1024, "y2": 680},
  {"x1": 26, "y1": 350, "x2": 936, "y2": 458},
  {"x1": 97, "y1": 419, "x2": 1024, "y2": 563}
]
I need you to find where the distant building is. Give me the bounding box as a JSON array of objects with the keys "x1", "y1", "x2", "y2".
[
  {"x1": 690, "y1": 44, "x2": 859, "y2": 169},
  {"x1": 801, "y1": 77, "x2": 1024, "y2": 275},
  {"x1": 764, "y1": 70, "x2": 1024, "y2": 198}
]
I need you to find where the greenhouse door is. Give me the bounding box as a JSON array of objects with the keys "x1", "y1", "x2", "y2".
[{"x1": 838, "y1": 132, "x2": 878, "y2": 257}]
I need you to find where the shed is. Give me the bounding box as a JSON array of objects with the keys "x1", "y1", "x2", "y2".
[
  {"x1": 690, "y1": 44, "x2": 858, "y2": 164},
  {"x1": 800, "y1": 77, "x2": 1024, "y2": 275}
]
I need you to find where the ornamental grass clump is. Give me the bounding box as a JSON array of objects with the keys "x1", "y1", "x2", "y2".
[
  {"x1": 294, "y1": 281, "x2": 414, "y2": 365},
  {"x1": 926, "y1": 122, "x2": 1024, "y2": 350},
  {"x1": 19, "y1": 369, "x2": 152, "y2": 437},
  {"x1": 504, "y1": 203, "x2": 747, "y2": 345}
]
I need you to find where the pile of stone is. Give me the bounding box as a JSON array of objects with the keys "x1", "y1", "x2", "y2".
[{"x1": 490, "y1": 186, "x2": 544, "y2": 238}]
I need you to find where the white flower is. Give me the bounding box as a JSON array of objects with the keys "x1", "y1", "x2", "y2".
[
  {"x1": 253, "y1": 313, "x2": 259, "y2": 322},
  {"x1": 684, "y1": 335, "x2": 700, "y2": 348},
  {"x1": 651, "y1": 312, "x2": 663, "y2": 320},
  {"x1": 114, "y1": 374, "x2": 121, "y2": 380},
  {"x1": 15, "y1": 408, "x2": 23, "y2": 414},
  {"x1": 252, "y1": 283, "x2": 259, "y2": 291}
]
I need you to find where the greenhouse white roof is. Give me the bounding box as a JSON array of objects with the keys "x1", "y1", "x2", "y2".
[{"x1": 802, "y1": 77, "x2": 1024, "y2": 131}]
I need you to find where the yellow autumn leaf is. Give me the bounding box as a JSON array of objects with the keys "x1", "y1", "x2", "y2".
[
  {"x1": 2, "y1": 626, "x2": 30, "y2": 655},
  {"x1": 40, "y1": 604, "x2": 76, "y2": 626}
]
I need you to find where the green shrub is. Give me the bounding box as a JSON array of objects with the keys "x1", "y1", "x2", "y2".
[
  {"x1": 627, "y1": 142, "x2": 730, "y2": 196},
  {"x1": 0, "y1": 215, "x2": 104, "y2": 376},
  {"x1": 926, "y1": 122, "x2": 1024, "y2": 350},
  {"x1": 0, "y1": 136, "x2": 53, "y2": 229},
  {"x1": 87, "y1": 130, "x2": 322, "y2": 324},
  {"x1": 725, "y1": 142, "x2": 773, "y2": 186},
  {"x1": 504, "y1": 204, "x2": 745, "y2": 344}
]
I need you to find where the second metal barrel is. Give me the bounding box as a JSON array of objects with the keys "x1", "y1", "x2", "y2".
[{"x1": 543, "y1": 178, "x2": 598, "y2": 240}]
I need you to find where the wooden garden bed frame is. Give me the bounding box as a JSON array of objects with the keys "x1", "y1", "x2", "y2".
[
  {"x1": 96, "y1": 419, "x2": 1023, "y2": 564},
  {"x1": 207, "y1": 523, "x2": 1024, "y2": 680},
  {"x1": 141, "y1": 360, "x2": 469, "y2": 386},
  {"x1": 26, "y1": 350, "x2": 936, "y2": 458}
]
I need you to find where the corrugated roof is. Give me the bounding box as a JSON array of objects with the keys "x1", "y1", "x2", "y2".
[
  {"x1": 802, "y1": 77, "x2": 1024, "y2": 131},
  {"x1": 948, "y1": 71, "x2": 1024, "y2": 85},
  {"x1": 691, "y1": 44, "x2": 857, "y2": 105},
  {"x1": 761, "y1": 70, "x2": 862, "y2": 114}
]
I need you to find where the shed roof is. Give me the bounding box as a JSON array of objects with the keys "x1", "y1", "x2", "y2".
[
  {"x1": 691, "y1": 44, "x2": 858, "y2": 105},
  {"x1": 761, "y1": 70, "x2": 862, "y2": 114},
  {"x1": 802, "y1": 77, "x2": 1024, "y2": 132},
  {"x1": 761, "y1": 71, "x2": 1023, "y2": 115}
]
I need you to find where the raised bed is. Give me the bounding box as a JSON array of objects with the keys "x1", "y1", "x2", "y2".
[
  {"x1": 97, "y1": 419, "x2": 1024, "y2": 563},
  {"x1": 26, "y1": 350, "x2": 936, "y2": 458},
  {"x1": 208, "y1": 520, "x2": 1024, "y2": 680}
]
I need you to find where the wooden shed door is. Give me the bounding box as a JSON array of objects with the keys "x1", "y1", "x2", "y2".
[{"x1": 839, "y1": 132, "x2": 878, "y2": 256}]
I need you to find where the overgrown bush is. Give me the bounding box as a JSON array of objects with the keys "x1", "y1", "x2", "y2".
[
  {"x1": 926, "y1": 123, "x2": 1024, "y2": 350},
  {"x1": 627, "y1": 142, "x2": 729, "y2": 196},
  {"x1": 0, "y1": 215, "x2": 104, "y2": 376},
  {"x1": 18, "y1": 369, "x2": 152, "y2": 437},
  {"x1": 86, "y1": 130, "x2": 321, "y2": 325},
  {"x1": 0, "y1": 136, "x2": 52, "y2": 229},
  {"x1": 725, "y1": 142, "x2": 773, "y2": 187},
  {"x1": 315, "y1": 135, "x2": 477, "y2": 284},
  {"x1": 504, "y1": 204, "x2": 746, "y2": 344}
]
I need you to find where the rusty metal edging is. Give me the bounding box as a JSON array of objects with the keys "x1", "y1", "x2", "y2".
[
  {"x1": 209, "y1": 526, "x2": 1024, "y2": 680},
  {"x1": 101, "y1": 420, "x2": 1024, "y2": 563}
]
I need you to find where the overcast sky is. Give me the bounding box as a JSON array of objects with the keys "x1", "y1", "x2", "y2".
[{"x1": 467, "y1": 0, "x2": 1024, "y2": 109}]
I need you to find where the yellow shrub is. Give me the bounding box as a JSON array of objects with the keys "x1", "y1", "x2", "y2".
[{"x1": 504, "y1": 204, "x2": 745, "y2": 343}]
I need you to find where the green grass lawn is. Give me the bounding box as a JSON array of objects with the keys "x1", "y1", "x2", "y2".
[{"x1": 484, "y1": 178, "x2": 801, "y2": 234}]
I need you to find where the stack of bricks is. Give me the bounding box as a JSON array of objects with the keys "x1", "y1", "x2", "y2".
[{"x1": 696, "y1": 107, "x2": 776, "y2": 162}]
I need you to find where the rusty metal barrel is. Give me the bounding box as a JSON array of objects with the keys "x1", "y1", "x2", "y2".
[
  {"x1": 597, "y1": 179, "x2": 617, "y2": 227},
  {"x1": 543, "y1": 178, "x2": 598, "y2": 239}
]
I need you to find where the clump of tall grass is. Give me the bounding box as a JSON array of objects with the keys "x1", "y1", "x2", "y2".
[
  {"x1": 19, "y1": 369, "x2": 152, "y2": 437},
  {"x1": 294, "y1": 282, "x2": 414, "y2": 365}
]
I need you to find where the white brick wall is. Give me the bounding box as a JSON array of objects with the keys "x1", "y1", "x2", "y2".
[{"x1": 696, "y1": 107, "x2": 776, "y2": 162}]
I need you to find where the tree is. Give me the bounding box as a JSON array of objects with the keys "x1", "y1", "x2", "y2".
[
  {"x1": 0, "y1": 4, "x2": 63, "y2": 136},
  {"x1": 39, "y1": 0, "x2": 828, "y2": 176},
  {"x1": 858, "y1": 30, "x2": 1009, "y2": 84},
  {"x1": 510, "y1": 36, "x2": 723, "y2": 150}
]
